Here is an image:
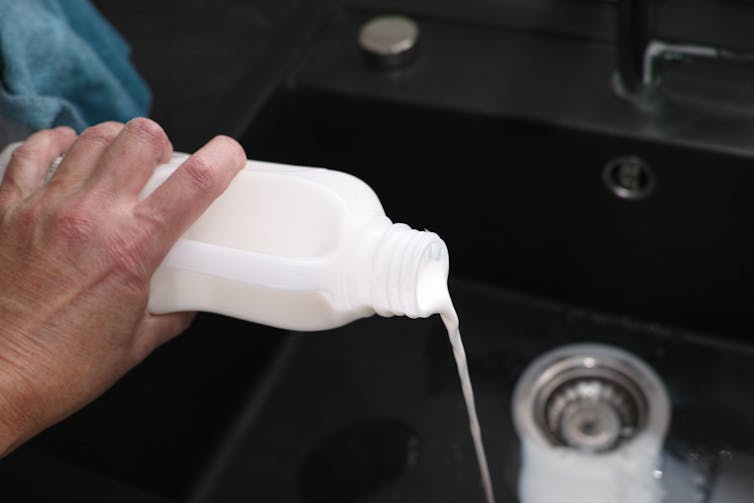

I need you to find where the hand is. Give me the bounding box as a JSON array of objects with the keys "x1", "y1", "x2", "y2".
[{"x1": 0, "y1": 118, "x2": 246, "y2": 457}]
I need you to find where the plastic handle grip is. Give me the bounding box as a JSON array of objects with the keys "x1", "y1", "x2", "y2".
[{"x1": 161, "y1": 238, "x2": 330, "y2": 291}]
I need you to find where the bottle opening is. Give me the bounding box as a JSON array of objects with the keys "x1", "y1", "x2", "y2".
[
  {"x1": 370, "y1": 224, "x2": 451, "y2": 319},
  {"x1": 416, "y1": 241, "x2": 451, "y2": 315}
]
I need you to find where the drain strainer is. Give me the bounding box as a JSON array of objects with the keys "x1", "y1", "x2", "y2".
[
  {"x1": 540, "y1": 374, "x2": 644, "y2": 452},
  {"x1": 513, "y1": 344, "x2": 668, "y2": 455}
]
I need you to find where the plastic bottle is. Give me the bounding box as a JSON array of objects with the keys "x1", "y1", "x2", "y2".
[{"x1": 0, "y1": 147, "x2": 451, "y2": 331}]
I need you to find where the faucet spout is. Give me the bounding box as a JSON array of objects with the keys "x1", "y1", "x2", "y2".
[{"x1": 614, "y1": 0, "x2": 754, "y2": 108}]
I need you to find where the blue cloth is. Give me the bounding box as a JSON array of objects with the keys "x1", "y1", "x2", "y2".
[{"x1": 0, "y1": 0, "x2": 150, "y2": 132}]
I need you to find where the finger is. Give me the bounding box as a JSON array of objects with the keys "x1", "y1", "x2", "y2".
[
  {"x1": 91, "y1": 118, "x2": 173, "y2": 198},
  {"x1": 0, "y1": 127, "x2": 77, "y2": 205},
  {"x1": 137, "y1": 135, "x2": 246, "y2": 264},
  {"x1": 132, "y1": 311, "x2": 196, "y2": 362},
  {"x1": 49, "y1": 122, "x2": 124, "y2": 192}
]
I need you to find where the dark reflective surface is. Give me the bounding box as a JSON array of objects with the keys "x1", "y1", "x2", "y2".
[
  {"x1": 188, "y1": 280, "x2": 754, "y2": 502},
  {"x1": 1, "y1": 314, "x2": 284, "y2": 501},
  {"x1": 298, "y1": 418, "x2": 419, "y2": 503},
  {"x1": 244, "y1": 86, "x2": 754, "y2": 342}
]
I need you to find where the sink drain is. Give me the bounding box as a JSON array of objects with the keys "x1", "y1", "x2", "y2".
[
  {"x1": 539, "y1": 371, "x2": 645, "y2": 453},
  {"x1": 512, "y1": 344, "x2": 670, "y2": 502},
  {"x1": 514, "y1": 344, "x2": 667, "y2": 454}
]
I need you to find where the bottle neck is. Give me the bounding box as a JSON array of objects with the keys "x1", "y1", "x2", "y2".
[{"x1": 367, "y1": 222, "x2": 451, "y2": 319}]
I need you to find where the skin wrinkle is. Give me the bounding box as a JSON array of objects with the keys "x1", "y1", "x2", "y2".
[
  {"x1": 0, "y1": 249, "x2": 93, "y2": 324},
  {"x1": 0, "y1": 120, "x2": 247, "y2": 456},
  {"x1": 0, "y1": 235, "x2": 148, "y2": 445},
  {"x1": 0, "y1": 331, "x2": 53, "y2": 439},
  {"x1": 1, "y1": 240, "x2": 146, "y2": 368},
  {"x1": 0, "y1": 270, "x2": 102, "y2": 367},
  {"x1": 3, "y1": 203, "x2": 144, "y2": 330}
]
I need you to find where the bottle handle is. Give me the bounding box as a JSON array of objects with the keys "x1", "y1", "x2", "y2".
[{"x1": 160, "y1": 238, "x2": 330, "y2": 292}]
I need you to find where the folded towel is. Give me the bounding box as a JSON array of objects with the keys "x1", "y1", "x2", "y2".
[{"x1": 0, "y1": 0, "x2": 150, "y2": 132}]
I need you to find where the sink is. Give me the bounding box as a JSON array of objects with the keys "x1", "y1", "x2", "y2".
[
  {"x1": 3, "y1": 5, "x2": 754, "y2": 503},
  {"x1": 3, "y1": 315, "x2": 284, "y2": 501},
  {"x1": 181, "y1": 281, "x2": 754, "y2": 502},
  {"x1": 243, "y1": 85, "x2": 754, "y2": 340}
]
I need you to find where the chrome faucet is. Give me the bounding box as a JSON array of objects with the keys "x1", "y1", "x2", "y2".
[{"x1": 613, "y1": 0, "x2": 754, "y2": 107}]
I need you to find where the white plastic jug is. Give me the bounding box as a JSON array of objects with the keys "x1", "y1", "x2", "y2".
[{"x1": 0, "y1": 147, "x2": 451, "y2": 331}]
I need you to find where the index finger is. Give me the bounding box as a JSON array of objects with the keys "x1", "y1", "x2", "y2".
[{"x1": 136, "y1": 135, "x2": 246, "y2": 263}]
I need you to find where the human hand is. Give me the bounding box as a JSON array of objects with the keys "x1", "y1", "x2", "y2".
[{"x1": 0, "y1": 119, "x2": 246, "y2": 457}]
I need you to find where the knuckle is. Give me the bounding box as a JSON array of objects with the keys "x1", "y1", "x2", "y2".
[
  {"x1": 53, "y1": 125, "x2": 77, "y2": 139},
  {"x1": 14, "y1": 203, "x2": 42, "y2": 228},
  {"x1": 104, "y1": 227, "x2": 151, "y2": 281},
  {"x1": 127, "y1": 117, "x2": 168, "y2": 147},
  {"x1": 44, "y1": 127, "x2": 77, "y2": 151},
  {"x1": 10, "y1": 143, "x2": 44, "y2": 166},
  {"x1": 79, "y1": 122, "x2": 123, "y2": 148},
  {"x1": 182, "y1": 156, "x2": 218, "y2": 193},
  {"x1": 0, "y1": 176, "x2": 23, "y2": 202},
  {"x1": 133, "y1": 203, "x2": 167, "y2": 237},
  {"x1": 3, "y1": 202, "x2": 43, "y2": 238}
]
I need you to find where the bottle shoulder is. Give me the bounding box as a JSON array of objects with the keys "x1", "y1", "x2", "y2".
[
  {"x1": 247, "y1": 159, "x2": 386, "y2": 216},
  {"x1": 146, "y1": 155, "x2": 386, "y2": 218}
]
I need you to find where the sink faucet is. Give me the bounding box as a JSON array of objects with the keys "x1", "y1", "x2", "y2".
[{"x1": 613, "y1": 0, "x2": 754, "y2": 107}]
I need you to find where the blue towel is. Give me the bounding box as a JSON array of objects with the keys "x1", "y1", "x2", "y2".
[{"x1": 0, "y1": 0, "x2": 150, "y2": 132}]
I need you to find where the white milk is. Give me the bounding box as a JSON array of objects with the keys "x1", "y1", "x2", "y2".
[
  {"x1": 418, "y1": 248, "x2": 496, "y2": 503},
  {"x1": 443, "y1": 310, "x2": 496, "y2": 503},
  {"x1": 517, "y1": 434, "x2": 666, "y2": 503},
  {"x1": 0, "y1": 144, "x2": 495, "y2": 501}
]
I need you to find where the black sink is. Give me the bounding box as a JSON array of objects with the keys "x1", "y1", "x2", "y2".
[
  {"x1": 4, "y1": 4, "x2": 754, "y2": 503},
  {"x1": 181, "y1": 280, "x2": 754, "y2": 503},
  {"x1": 3, "y1": 315, "x2": 284, "y2": 502},
  {"x1": 244, "y1": 86, "x2": 754, "y2": 340}
]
